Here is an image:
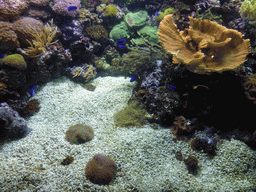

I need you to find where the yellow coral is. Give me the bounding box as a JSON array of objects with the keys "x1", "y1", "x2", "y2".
[
  {"x1": 0, "y1": 54, "x2": 26, "y2": 69},
  {"x1": 105, "y1": 4, "x2": 118, "y2": 17},
  {"x1": 240, "y1": 0, "x2": 256, "y2": 25},
  {"x1": 158, "y1": 15, "x2": 251, "y2": 74},
  {"x1": 23, "y1": 19, "x2": 58, "y2": 58}
]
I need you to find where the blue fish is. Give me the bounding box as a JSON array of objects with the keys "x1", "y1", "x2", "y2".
[
  {"x1": 118, "y1": 44, "x2": 126, "y2": 49},
  {"x1": 155, "y1": 10, "x2": 160, "y2": 16},
  {"x1": 30, "y1": 86, "x2": 37, "y2": 97},
  {"x1": 67, "y1": 6, "x2": 77, "y2": 11},
  {"x1": 117, "y1": 39, "x2": 126, "y2": 45},
  {"x1": 130, "y1": 75, "x2": 138, "y2": 82},
  {"x1": 168, "y1": 85, "x2": 176, "y2": 90},
  {"x1": 0, "y1": 54, "x2": 5, "y2": 58}
]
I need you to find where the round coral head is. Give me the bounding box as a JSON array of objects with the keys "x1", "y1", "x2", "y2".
[{"x1": 85, "y1": 154, "x2": 117, "y2": 185}]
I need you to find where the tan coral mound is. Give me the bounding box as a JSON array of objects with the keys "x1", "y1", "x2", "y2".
[
  {"x1": 158, "y1": 15, "x2": 251, "y2": 74},
  {"x1": 0, "y1": 21, "x2": 20, "y2": 51}
]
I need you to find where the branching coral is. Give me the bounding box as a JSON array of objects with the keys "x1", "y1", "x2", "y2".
[
  {"x1": 23, "y1": 19, "x2": 58, "y2": 58},
  {"x1": 240, "y1": 0, "x2": 256, "y2": 25},
  {"x1": 158, "y1": 15, "x2": 251, "y2": 74}
]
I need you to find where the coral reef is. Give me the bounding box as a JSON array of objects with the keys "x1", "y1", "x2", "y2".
[
  {"x1": 104, "y1": 4, "x2": 118, "y2": 16},
  {"x1": 20, "y1": 99, "x2": 41, "y2": 117},
  {"x1": 0, "y1": 54, "x2": 27, "y2": 70},
  {"x1": 23, "y1": 19, "x2": 58, "y2": 58},
  {"x1": 184, "y1": 155, "x2": 199, "y2": 175},
  {"x1": 0, "y1": 21, "x2": 20, "y2": 51},
  {"x1": 190, "y1": 130, "x2": 217, "y2": 156},
  {"x1": 124, "y1": 10, "x2": 148, "y2": 28},
  {"x1": 113, "y1": 101, "x2": 147, "y2": 127},
  {"x1": 240, "y1": 0, "x2": 256, "y2": 25},
  {"x1": 155, "y1": 7, "x2": 175, "y2": 21},
  {"x1": 13, "y1": 17, "x2": 44, "y2": 45},
  {"x1": 158, "y1": 15, "x2": 251, "y2": 74},
  {"x1": 109, "y1": 21, "x2": 130, "y2": 40},
  {"x1": 0, "y1": 0, "x2": 29, "y2": 21},
  {"x1": 85, "y1": 154, "x2": 117, "y2": 185},
  {"x1": 243, "y1": 74, "x2": 256, "y2": 104},
  {"x1": 67, "y1": 64, "x2": 97, "y2": 82},
  {"x1": 51, "y1": 0, "x2": 81, "y2": 18},
  {"x1": 84, "y1": 25, "x2": 108, "y2": 41},
  {"x1": 79, "y1": 8, "x2": 103, "y2": 25},
  {"x1": 0, "y1": 102, "x2": 28, "y2": 141},
  {"x1": 171, "y1": 116, "x2": 192, "y2": 137},
  {"x1": 65, "y1": 123, "x2": 94, "y2": 144}
]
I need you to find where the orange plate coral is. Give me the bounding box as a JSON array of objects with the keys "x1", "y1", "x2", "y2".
[{"x1": 158, "y1": 15, "x2": 251, "y2": 74}]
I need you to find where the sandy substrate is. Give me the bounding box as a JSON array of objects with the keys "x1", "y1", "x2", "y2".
[{"x1": 0, "y1": 76, "x2": 256, "y2": 191}]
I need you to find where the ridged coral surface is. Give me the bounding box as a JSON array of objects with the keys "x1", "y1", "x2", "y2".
[{"x1": 158, "y1": 15, "x2": 251, "y2": 74}]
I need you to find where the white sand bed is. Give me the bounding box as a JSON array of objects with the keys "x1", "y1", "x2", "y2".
[{"x1": 0, "y1": 76, "x2": 255, "y2": 191}]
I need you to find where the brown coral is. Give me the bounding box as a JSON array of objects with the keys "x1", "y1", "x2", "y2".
[
  {"x1": 171, "y1": 116, "x2": 191, "y2": 137},
  {"x1": 243, "y1": 74, "x2": 256, "y2": 104},
  {"x1": 0, "y1": 21, "x2": 20, "y2": 51},
  {"x1": 0, "y1": 0, "x2": 29, "y2": 21},
  {"x1": 23, "y1": 19, "x2": 58, "y2": 58},
  {"x1": 13, "y1": 17, "x2": 44, "y2": 45},
  {"x1": 85, "y1": 25, "x2": 108, "y2": 41},
  {"x1": 158, "y1": 15, "x2": 251, "y2": 74}
]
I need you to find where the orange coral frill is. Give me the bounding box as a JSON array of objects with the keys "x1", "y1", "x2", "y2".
[{"x1": 158, "y1": 15, "x2": 251, "y2": 74}]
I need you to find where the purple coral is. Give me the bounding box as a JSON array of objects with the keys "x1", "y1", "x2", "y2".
[
  {"x1": 0, "y1": 102, "x2": 28, "y2": 141},
  {"x1": 141, "y1": 59, "x2": 163, "y2": 94}
]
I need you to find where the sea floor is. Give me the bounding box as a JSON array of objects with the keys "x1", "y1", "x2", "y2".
[{"x1": 0, "y1": 76, "x2": 256, "y2": 191}]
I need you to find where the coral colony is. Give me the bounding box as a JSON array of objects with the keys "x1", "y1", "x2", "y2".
[{"x1": 1, "y1": 0, "x2": 256, "y2": 190}]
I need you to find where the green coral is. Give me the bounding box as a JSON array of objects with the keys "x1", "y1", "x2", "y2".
[
  {"x1": 124, "y1": 10, "x2": 148, "y2": 28},
  {"x1": 109, "y1": 21, "x2": 130, "y2": 40},
  {"x1": 132, "y1": 25, "x2": 159, "y2": 45},
  {"x1": 105, "y1": 4, "x2": 118, "y2": 16},
  {"x1": 113, "y1": 101, "x2": 147, "y2": 127},
  {"x1": 155, "y1": 7, "x2": 175, "y2": 21},
  {"x1": 240, "y1": 0, "x2": 256, "y2": 25}
]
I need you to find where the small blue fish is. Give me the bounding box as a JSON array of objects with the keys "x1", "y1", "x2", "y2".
[
  {"x1": 130, "y1": 75, "x2": 138, "y2": 82},
  {"x1": 30, "y1": 86, "x2": 37, "y2": 97},
  {"x1": 155, "y1": 10, "x2": 160, "y2": 16},
  {"x1": 119, "y1": 44, "x2": 126, "y2": 49},
  {"x1": 0, "y1": 54, "x2": 5, "y2": 58},
  {"x1": 117, "y1": 39, "x2": 126, "y2": 45},
  {"x1": 67, "y1": 6, "x2": 77, "y2": 11},
  {"x1": 168, "y1": 85, "x2": 176, "y2": 90}
]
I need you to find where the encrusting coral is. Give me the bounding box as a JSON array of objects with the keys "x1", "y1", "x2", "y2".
[
  {"x1": 158, "y1": 15, "x2": 251, "y2": 74},
  {"x1": 0, "y1": 21, "x2": 20, "y2": 51},
  {"x1": 0, "y1": 54, "x2": 27, "y2": 70}
]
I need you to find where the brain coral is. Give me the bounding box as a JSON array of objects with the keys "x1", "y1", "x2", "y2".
[
  {"x1": 158, "y1": 15, "x2": 251, "y2": 74},
  {"x1": 85, "y1": 25, "x2": 108, "y2": 41},
  {"x1": 0, "y1": 21, "x2": 20, "y2": 51},
  {"x1": 0, "y1": 0, "x2": 29, "y2": 21},
  {"x1": 85, "y1": 154, "x2": 117, "y2": 185},
  {"x1": 13, "y1": 17, "x2": 44, "y2": 45},
  {"x1": 51, "y1": 0, "x2": 81, "y2": 18},
  {"x1": 65, "y1": 123, "x2": 94, "y2": 144}
]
